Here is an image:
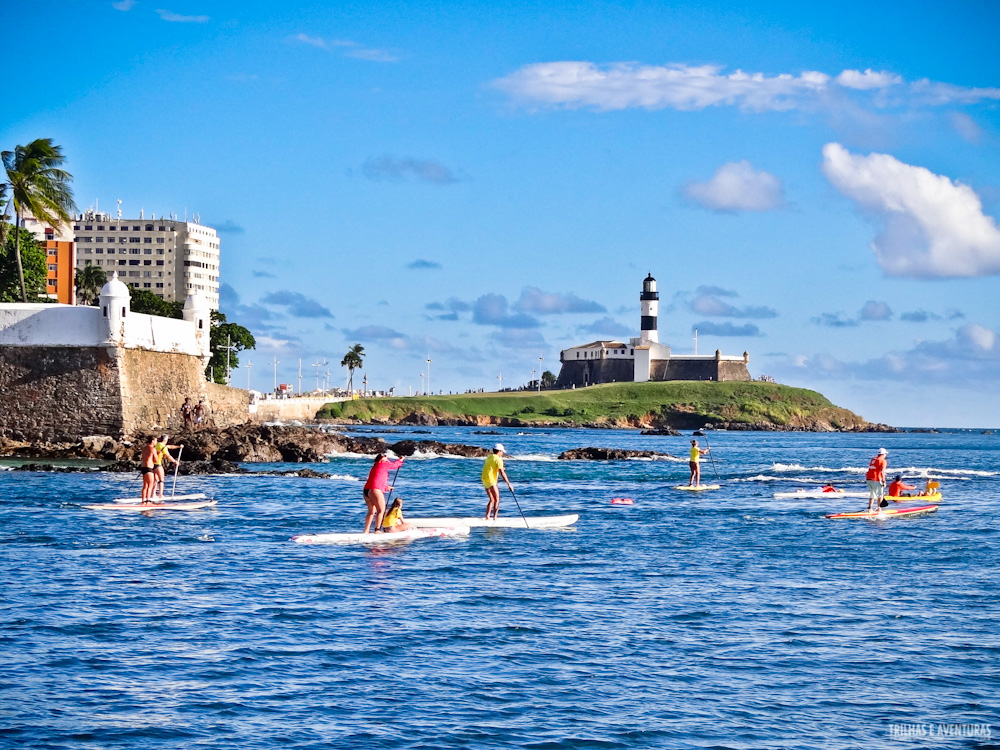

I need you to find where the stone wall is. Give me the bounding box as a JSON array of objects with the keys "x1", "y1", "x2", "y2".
[
  {"x1": 556, "y1": 359, "x2": 635, "y2": 388},
  {"x1": 0, "y1": 345, "x2": 124, "y2": 441},
  {"x1": 0, "y1": 344, "x2": 253, "y2": 441}
]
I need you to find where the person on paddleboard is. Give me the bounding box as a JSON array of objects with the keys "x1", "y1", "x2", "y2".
[
  {"x1": 688, "y1": 440, "x2": 710, "y2": 487},
  {"x1": 153, "y1": 435, "x2": 182, "y2": 500},
  {"x1": 483, "y1": 444, "x2": 513, "y2": 520},
  {"x1": 140, "y1": 435, "x2": 159, "y2": 504},
  {"x1": 363, "y1": 450, "x2": 404, "y2": 534},
  {"x1": 866, "y1": 447, "x2": 888, "y2": 513},
  {"x1": 888, "y1": 474, "x2": 917, "y2": 498},
  {"x1": 381, "y1": 497, "x2": 414, "y2": 533}
]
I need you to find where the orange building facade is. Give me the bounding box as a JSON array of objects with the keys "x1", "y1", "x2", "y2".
[{"x1": 41, "y1": 229, "x2": 76, "y2": 304}]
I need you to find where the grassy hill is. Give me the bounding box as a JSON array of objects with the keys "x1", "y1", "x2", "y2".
[{"x1": 316, "y1": 381, "x2": 876, "y2": 431}]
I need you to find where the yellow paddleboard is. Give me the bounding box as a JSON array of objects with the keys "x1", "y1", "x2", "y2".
[
  {"x1": 887, "y1": 492, "x2": 942, "y2": 503},
  {"x1": 673, "y1": 484, "x2": 721, "y2": 491}
]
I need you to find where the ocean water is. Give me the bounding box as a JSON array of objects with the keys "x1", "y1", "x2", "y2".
[{"x1": 2, "y1": 427, "x2": 998, "y2": 749}]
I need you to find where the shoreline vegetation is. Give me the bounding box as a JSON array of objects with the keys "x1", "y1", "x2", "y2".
[{"x1": 317, "y1": 381, "x2": 896, "y2": 433}]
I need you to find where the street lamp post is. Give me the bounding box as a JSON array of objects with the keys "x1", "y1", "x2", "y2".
[
  {"x1": 426, "y1": 358, "x2": 432, "y2": 396},
  {"x1": 246, "y1": 361, "x2": 253, "y2": 391},
  {"x1": 271, "y1": 356, "x2": 280, "y2": 393},
  {"x1": 538, "y1": 356, "x2": 543, "y2": 392},
  {"x1": 497, "y1": 372, "x2": 503, "y2": 392}
]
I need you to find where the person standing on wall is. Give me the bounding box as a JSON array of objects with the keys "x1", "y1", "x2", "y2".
[
  {"x1": 180, "y1": 397, "x2": 194, "y2": 431},
  {"x1": 866, "y1": 447, "x2": 889, "y2": 514},
  {"x1": 482, "y1": 444, "x2": 513, "y2": 520}
]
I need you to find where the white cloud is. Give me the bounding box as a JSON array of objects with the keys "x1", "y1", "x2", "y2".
[
  {"x1": 494, "y1": 62, "x2": 1000, "y2": 113},
  {"x1": 514, "y1": 287, "x2": 605, "y2": 315},
  {"x1": 821, "y1": 142, "x2": 1000, "y2": 278},
  {"x1": 951, "y1": 113, "x2": 984, "y2": 144},
  {"x1": 835, "y1": 69, "x2": 903, "y2": 90},
  {"x1": 783, "y1": 322, "x2": 1000, "y2": 384},
  {"x1": 683, "y1": 160, "x2": 784, "y2": 212},
  {"x1": 156, "y1": 9, "x2": 209, "y2": 22},
  {"x1": 689, "y1": 290, "x2": 777, "y2": 318},
  {"x1": 291, "y1": 34, "x2": 398, "y2": 62},
  {"x1": 112, "y1": 0, "x2": 136, "y2": 10},
  {"x1": 859, "y1": 300, "x2": 892, "y2": 321}
]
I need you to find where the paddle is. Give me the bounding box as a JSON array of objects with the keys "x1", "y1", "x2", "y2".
[
  {"x1": 385, "y1": 458, "x2": 404, "y2": 505},
  {"x1": 700, "y1": 427, "x2": 722, "y2": 483},
  {"x1": 507, "y1": 485, "x2": 530, "y2": 529},
  {"x1": 171, "y1": 445, "x2": 183, "y2": 500}
]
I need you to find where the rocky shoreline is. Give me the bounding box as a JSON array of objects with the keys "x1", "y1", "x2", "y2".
[{"x1": 0, "y1": 417, "x2": 899, "y2": 473}]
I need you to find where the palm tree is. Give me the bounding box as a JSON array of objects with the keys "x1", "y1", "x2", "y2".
[
  {"x1": 2, "y1": 139, "x2": 76, "y2": 302},
  {"x1": 341, "y1": 343, "x2": 365, "y2": 392},
  {"x1": 75, "y1": 265, "x2": 107, "y2": 305}
]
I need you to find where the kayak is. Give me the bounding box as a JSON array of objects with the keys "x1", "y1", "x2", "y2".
[
  {"x1": 887, "y1": 492, "x2": 942, "y2": 503},
  {"x1": 408, "y1": 514, "x2": 579, "y2": 529},
  {"x1": 825, "y1": 505, "x2": 938, "y2": 520},
  {"x1": 291, "y1": 526, "x2": 470, "y2": 544},
  {"x1": 85, "y1": 500, "x2": 218, "y2": 511},
  {"x1": 114, "y1": 493, "x2": 208, "y2": 503},
  {"x1": 673, "y1": 484, "x2": 721, "y2": 492}
]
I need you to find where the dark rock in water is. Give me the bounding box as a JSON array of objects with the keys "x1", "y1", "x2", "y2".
[
  {"x1": 473, "y1": 430, "x2": 503, "y2": 435},
  {"x1": 269, "y1": 467, "x2": 332, "y2": 478},
  {"x1": 692, "y1": 430, "x2": 706, "y2": 436},
  {"x1": 400, "y1": 411, "x2": 439, "y2": 426},
  {"x1": 177, "y1": 459, "x2": 247, "y2": 475},
  {"x1": 640, "y1": 428, "x2": 682, "y2": 436},
  {"x1": 390, "y1": 440, "x2": 490, "y2": 458},
  {"x1": 558, "y1": 447, "x2": 676, "y2": 461}
]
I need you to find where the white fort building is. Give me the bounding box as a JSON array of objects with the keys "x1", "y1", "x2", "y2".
[{"x1": 556, "y1": 274, "x2": 751, "y2": 388}]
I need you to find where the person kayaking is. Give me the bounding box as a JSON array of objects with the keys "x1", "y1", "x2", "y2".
[
  {"x1": 482, "y1": 443, "x2": 513, "y2": 520},
  {"x1": 688, "y1": 439, "x2": 710, "y2": 487},
  {"x1": 381, "y1": 497, "x2": 414, "y2": 533},
  {"x1": 866, "y1": 447, "x2": 888, "y2": 513},
  {"x1": 140, "y1": 435, "x2": 158, "y2": 504},
  {"x1": 363, "y1": 450, "x2": 404, "y2": 534},
  {"x1": 887, "y1": 474, "x2": 917, "y2": 498}
]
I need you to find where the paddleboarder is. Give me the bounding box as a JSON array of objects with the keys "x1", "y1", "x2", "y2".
[
  {"x1": 362, "y1": 450, "x2": 404, "y2": 534},
  {"x1": 688, "y1": 439, "x2": 710, "y2": 487},
  {"x1": 866, "y1": 447, "x2": 888, "y2": 513},
  {"x1": 140, "y1": 435, "x2": 158, "y2": 504},
  {"x1": 483, "y1": 444, "x2": 513, "y2": 520},
  {"x1": 153, "y1": 436, "x2": 182, "y2": 500}
]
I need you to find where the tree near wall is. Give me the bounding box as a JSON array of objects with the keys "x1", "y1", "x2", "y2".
[
  {"x1": 75, "y1": 265, "x2": 107, "y2": 305},
  {"x1": 206, "y1": 311, "x2": 256, "y2": 385},
  {"x1": 541, "y1": 370, "x2": 557, "y2": 387},
  {"x1": 129, "y1": 287, "x2": 183, "y2": 318},
  {"x1": 341, "y1": 344, "x2": 365, "y2": 391},
  {"x1": 1, "y1": 138, "x2": 76, "y2": 302},
  {"x1": 0, "y1": 225, "x2": 46, "y2": 302}
]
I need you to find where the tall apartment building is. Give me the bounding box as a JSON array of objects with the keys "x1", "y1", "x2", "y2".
[
  {"x1": 72, "y1": 209, "x2": 220, "y2": 309},
  {"x1": 21, "y1": 215, "x2": 77, "y2": 304}
]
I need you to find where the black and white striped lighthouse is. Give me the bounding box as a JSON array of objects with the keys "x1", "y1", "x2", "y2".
[{"x1": 640, "y1": 273, "x2": 659, "y2": 344}]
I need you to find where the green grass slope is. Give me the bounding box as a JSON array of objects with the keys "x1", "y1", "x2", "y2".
[{"x1": 317, "y1": 381, "x2": 872, "y2": 430}]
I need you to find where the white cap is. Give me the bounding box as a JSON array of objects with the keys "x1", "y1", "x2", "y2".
[
  {"x1": 494, "y1": 443, "x2": 506, "y2": 453},
  {"x1": 878, "y1": 448, "x2": 888, "y2": 455}
]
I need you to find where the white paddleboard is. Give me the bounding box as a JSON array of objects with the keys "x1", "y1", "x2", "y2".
[
  {"x1": 291, "y1": 526, "x2": 470, "y2": 545},
  {"x1": 85, "y1": 500, "x2": 218, "y2": 511},
  {"x1": 114, "y1": 493, "x2": 208, "y2": 503},
  {"x1": 408, "y1": 514, "x2": 579, "y2": 529},
  {"x1": 673, "y1": 484, "x2": 721, "y2": 492}
]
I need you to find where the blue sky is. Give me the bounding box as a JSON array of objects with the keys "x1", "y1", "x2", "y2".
[{"x1": 4, "y1": 0, "x2": 1000, "y2": 427}]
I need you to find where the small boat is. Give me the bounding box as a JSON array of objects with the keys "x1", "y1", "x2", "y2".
[{"x1": 886, "y1": 492, "x2": 942, "y2": 503}]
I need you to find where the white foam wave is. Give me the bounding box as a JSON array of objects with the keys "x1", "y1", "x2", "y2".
[{"x1": 327, "y1": 474, "x2": 360, "y2": 482}]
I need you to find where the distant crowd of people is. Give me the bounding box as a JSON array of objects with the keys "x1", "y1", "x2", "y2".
[{"x1": 180, "y1": 397, "x2": 207, "y2": 431}]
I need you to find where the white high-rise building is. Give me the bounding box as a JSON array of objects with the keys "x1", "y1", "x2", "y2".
[{"x1": 72, "y1": 208, "x2": 220, "y2": 309}]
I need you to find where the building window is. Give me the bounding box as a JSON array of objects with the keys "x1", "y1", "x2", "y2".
[
  {"x1": 145, "y1": 224, "x2": 153, "y2": 231},
  {"x1": 129, "y1": 260, "x2": 140, "y2": 265},
  {"x1": 85, "y1": 225, "x2": 93, "y2": 230},
  {"x1": 129, "y1": 237, "x2": 140, "y2": 244},
  {"x1": 95, "y1": 248, "x2": 103, "y2": 254},
  {"x1": 97, "y1": 225, "x2": 105, "y2": 230},
  {"x1": 107, "y1": 248, "x2": 115, "y2": 255},
  {"x1": 118, "y1": 260, "x2": 127, "y2": 266},
  {"x1": 144, "y1": 237, "x2": 152, "y2": 244},
  {"x1": 130, "y1": 249, "x2": 140, "y2": 255},
  {"x1": 143, "y1": 260, "x2": 151, "y2": 266},
  {"x1": 95, "y1": 237, "x2": 103, "y2": 242},
  {"x1": 156, "y1": 260, "x2": 164, "y2": 266},
  {"x1": 156, "y1": 238, "x2": 165, "y2": 244},
  {"x1": 155, "y1": 283, "x2": 164, "y2": 288},
  {"x1": 48, "y1": 264, "x2": 57, "y2": 271},
  {"x1": 158, "y1": 225, "x2": 166, "y2": 231},
  {"x1": 143, "y1": 283, "x2": 152, "y2": 288},
  {"x1": 132, "y1": 225, "x2": 140, "y2": 231},
  {"x1": 144, "y1": 249, "x2": 152, "y2": 255}
]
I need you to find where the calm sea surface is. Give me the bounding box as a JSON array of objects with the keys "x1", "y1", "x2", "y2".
[{"x1": 2, "y1": 427, "x2": 998, "y2": 749}]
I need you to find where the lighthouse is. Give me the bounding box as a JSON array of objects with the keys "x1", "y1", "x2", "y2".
[{"x1": 640, "y1": 273, "x2": 659, "y2": 344}]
